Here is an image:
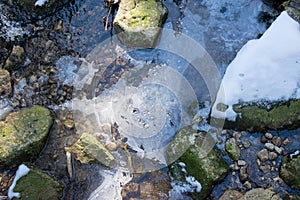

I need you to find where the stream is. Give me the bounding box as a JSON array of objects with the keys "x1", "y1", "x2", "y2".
[{"x1": 1, "y1": 0, "x2": 300, "y2": 199}]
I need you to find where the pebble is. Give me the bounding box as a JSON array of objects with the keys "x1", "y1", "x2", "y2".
[
  {"x1": 260, "y1": 164, "x2": 271, "y2": 172},
  {"x1": 243, "y1": 140, "x2": 251, "y2": 148},
  {"x1": 265, "y1": 132, "x2": 273, "y2": 139},
  {"x1": 274, "y1": 146, "x2": 283, "y2": 155},
  {"x1": 273, "y1": 177, "x2": 283, "y2": 184},
  {"x1": 105, "y1": 142, "x2": 118, "y2": 151},
  {"x1": 269, "y1": 152, "x2": 278, "y2": 161},
  {"x1": 264, "y1": 143, "x2": 275, "y2": 151},
  {"x1": 261, "y1": 135, "x2": 268, "y2": 143},
  {"x1": 64, "y1": 119, "x2": 75, "y2": 129},
  {"x1": 258, "y1": 149, "x2": 269, "y2": 162},
  {"x1": 243, "y1": 181, "x2": 252, "y2": 189},
  {"x1": 238, "y1": 160, "x2": 246, "y2": 166},
  {"x1": 272, "y1": 136, "x2": 282, "y2": 147},
  {"x1": 233, "y1": 132, "x2": 241, "y2": 140},
  {"x1": 283, "y1": 138, "x2": 291, "y2": 145},
  {"x1": 239, "y1": 165, "x2": 248, "y2": 181}
]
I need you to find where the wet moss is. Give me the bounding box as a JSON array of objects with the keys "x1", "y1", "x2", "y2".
[
  {"x1": 211, "y1": 100, "x2": 300, "y2": 132},
  {"x1": 14, "y1": 167, "x2": 63, "y2": 200},
  {"x1": 280, "y1": 154, "x2": 300, "y2": 190},
  {"x1": 166, "y1": 126, "x2": 229, "y2": 199},
  {"x1": 0, "y1": 106, "x2": 53, "y2": 167}
]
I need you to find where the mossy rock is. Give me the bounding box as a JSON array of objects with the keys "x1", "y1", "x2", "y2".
[
  {"x1": 280, "y1": 154, "x2": 300, "y2": 190},
  {"x1": 166, "y1": 126, "x2": 229, "y2": 199},
  {"x1": 65, "y1": 133, "x2": 116, "y2": 168},
  {"x1": 0, "y1": 106, "x2": 53, "y2": 167},
  {"x1": 0, "y1": 68, "x2": 12, "y2": 97},
  {"x1": 14, "y1": 167, "x2": 63, "y2": 200},
  {"x1": 225, "y1": 138, "x2": 240, "y2": 161},
  {"x1": 113, "y1": 0, "x2": 168, "y2": 47},
  {"x1": 211, "y1": 100, "x2": 300, "y2": 132}
]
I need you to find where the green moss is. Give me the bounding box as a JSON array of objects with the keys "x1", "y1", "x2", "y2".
[
  {"x1": 211, "y1": 100, "x2": 300, "y2": 132},
  {"x1": 216, "y1": 103, "x2": 229, "y2": 112},
  {"x1": 280, "y1": 155, "x2": 300, "y2": 190},
  {"x1": 166, "y1": 126, "x2": 229, "y2": 199},
  {"x1": 225, "y1": 138, "x2": 240, "y2": 161},
  {"x1": 14, "y1": 167, "x2": 63, "y2": 200},
  {"x1": 0, "y1": 106, "x2": 53, "y2": 167}
]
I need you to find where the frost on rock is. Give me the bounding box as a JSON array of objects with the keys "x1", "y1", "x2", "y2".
[
  {"x1": 88, "y1": 168, "x2": 132, "y2": 200},
  {"x1": 8, "y1": 164, "x2": 30, "y2": 199},
  {"x1": 0, "y1": 5, "x2": 28, "y2": 41},
  {"x1": 212, "y1": 11, "x2": 300, "y2": 121}
]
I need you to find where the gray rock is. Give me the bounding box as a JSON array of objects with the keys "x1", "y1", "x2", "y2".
[
  {"x1": 239, "y1": 188, "x2": 281, "y2": 200},
  {"x1": 237, "y1": 160, "x2": 246, "y2": 166},
  {"x1": 258, "y1": 149, "x2": 269, "y2": 162},
  {"x1": 265, "y1": 132, "x2": 273, "y2": 139},
  {"x1": 113, "y1": 0, "x2": 168, "y2": 47},
  {"x1": 0, "y1": 106, "x2": 53, "y2": 167},
  {"x1": 275, "y1": 146, "x2": 283, "y2": 155},
  {"x1": 219, "y1": 190, "x2": 243, "y2": 200},
  {"x1": 265, "y1": 143, "x2": 275, "y2": 151}
]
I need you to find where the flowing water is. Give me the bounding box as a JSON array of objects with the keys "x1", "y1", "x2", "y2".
[{"x1": 1, "y1": 0, "x2": 299, "y2": 199}]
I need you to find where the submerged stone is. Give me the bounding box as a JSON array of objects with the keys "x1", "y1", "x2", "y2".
[
  {"x1": 65, "y1": 133, "x2": 116, "y2": 168},
  {"x1": 113, "y1": 0, "x2": 168, "y2": 47},
  {"x1": 14, "y1": 167, "x2": 63, "y2": 200},
  {"x1": 166, "y1": 126, "x2": 229, "y2": 199},
  {"x1": 0, "y1": 106, "x2": 53, "y2": 167},
  {"x1": 280, "y1": 153, "x2": 300, "y2": 190}
]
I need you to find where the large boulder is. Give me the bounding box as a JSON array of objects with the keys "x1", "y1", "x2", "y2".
[
  {"x1": 113, "y1": 0, "x2": 168, "y2": 47},
  {"x1": 65, "y1": 133, "x2": 116, "y2": 168},
  {"x1": 210, "y1": 100, "x2": 300, "y2": 132},
  {"x1": 166, "y1": 126, "x2": 229, "y2": 199},
  {"x1": 0, "y1": 106, "x2": 53, "y2": 167},
  {"x1": 14, "y1": 167, "x2": 63, "y2": 200},
  {"x1": 280, "y1": 152, "x2": 300, "y2": 190}
]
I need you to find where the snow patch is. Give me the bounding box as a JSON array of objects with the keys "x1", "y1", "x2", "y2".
[
  {"x1": 35, "y1": 0, "x2": 48, "y2": 6},
  {"x1": 290, "y1": 150, "x2": 300, "y2": 159},
  {"x1": 212, "y1": 11, "x2": 300, "y2": 121},
  {"x1": 8, "y1": 164, "x2": 30, "y2": 199}
]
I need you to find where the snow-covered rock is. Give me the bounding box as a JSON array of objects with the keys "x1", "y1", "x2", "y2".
[{"x1": 211, "y1": 11, "x2": 300, "y2": 123}]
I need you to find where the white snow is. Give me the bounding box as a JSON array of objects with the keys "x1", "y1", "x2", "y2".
[
  {"x1": 8, "y1": 164, "x2": 30, "y2": 199},
  {"x1": 211, "y1": 11, "x2": 300, "y2": 121},
  {"x1": 34, "y1": 0, "x2": 48, "y2": 6},
  {"x1": 290, "y1": 150, "x2": 300, "y2": 159}
]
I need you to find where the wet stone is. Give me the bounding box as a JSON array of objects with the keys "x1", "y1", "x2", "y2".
[
  {"x1": 272, "y1": 136, "x2": 282, "y2": 147},
  {"x1": 265, "y1": 132, "x2": 273, "y2": 140},
  {"x1": 265, "y1": 142, "x2": 275, "y2": 151},
  {"x1": 274, "y1": 146, "x2": 283, "y2": 155},
  {"x1": 269, "y1": 152, "x2": 278, "y2": 161},
  {"x1": 219, "y1": 190, "x2": 243, "y2": 200},
  {"x1": 258, "y1": 149, "x2": 269, "y2": 162}
]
